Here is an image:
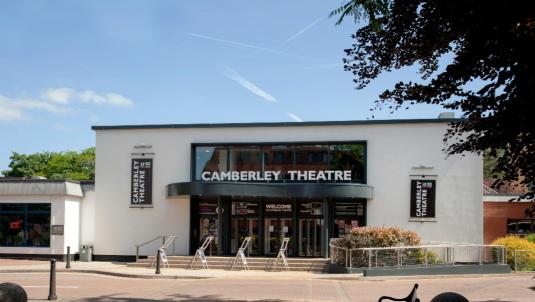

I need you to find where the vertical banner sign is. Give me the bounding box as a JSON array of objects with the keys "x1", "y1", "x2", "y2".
[
  {"x1": 410, "y1": 179, "x2": 436, "y2": 218},
  {"x1": 131, "y1": 158, "x2": 153, "y2": 207}
]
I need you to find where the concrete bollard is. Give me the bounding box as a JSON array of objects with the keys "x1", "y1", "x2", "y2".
[
  {"x1": 155, "y1": 249, "x2": 161, "y2": 275},
  {"x1": 0, "y1": 282, "x2": 28, "y2": 302},
  {"x1": 48, "y1": 259, "x2": 57, "y2": 300},
  {"x1": 66, "y1": 246, "x2": 71, "y2": 269}
]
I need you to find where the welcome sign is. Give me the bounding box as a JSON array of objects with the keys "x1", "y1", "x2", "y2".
[
  {"x1": 410, "y1": 179, "x2": 436, "y2": 218},
  {"x1": 200, "y1": 170, "x2": 352, "y2": 182},
  {"x1": 131, "y1": 158, "x2": 153, "y2": 207}
]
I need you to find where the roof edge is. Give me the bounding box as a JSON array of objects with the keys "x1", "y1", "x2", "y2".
[{"x1": 92, "y1": 118, "x2": 462, "y2": 131}]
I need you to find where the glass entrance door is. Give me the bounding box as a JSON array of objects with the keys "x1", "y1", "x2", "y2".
[
  {"x1": 264, "y1": 218, "x2": 293, "y2": 255},
  {"x1": 230, "y1": 218, "x2": 258, "y2": 255},
  {"x1": 299, "y1": 219, "x2": 323, "y2": 256}
]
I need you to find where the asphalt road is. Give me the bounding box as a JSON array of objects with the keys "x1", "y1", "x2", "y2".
[{"x1": 0, "y1": 272, "x2": 534, "y2": 301}]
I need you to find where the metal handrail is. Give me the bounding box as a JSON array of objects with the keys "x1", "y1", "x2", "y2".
[
  {"x1": 329, "y1": 239, "x2": 506, "y2": 269},
  {"x1": 135, "y1": 235, "x2": 176, "y2": 262}
]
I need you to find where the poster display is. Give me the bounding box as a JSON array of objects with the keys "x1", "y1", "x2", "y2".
[
  {"x1": 410, "y1": 179, "x2": 436, "y2": 218},
  {"x1": 131, "y1": 158, "x2": 153, "y2": 207}
]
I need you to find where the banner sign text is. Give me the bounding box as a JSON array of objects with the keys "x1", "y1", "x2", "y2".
[
  {"x1": 201, "y1": 170, "x2": 351, "y2": 182},
  {"x1": 410, "y1": 179, "x2": 436, "y2": 218},
  {"x1": 131, "y1": 158, "x2": 153, "y2": 207}
]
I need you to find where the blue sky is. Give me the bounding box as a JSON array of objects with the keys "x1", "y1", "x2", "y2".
[{"x1": 0, "y1": 0, "x2": 447, "y2": 172}]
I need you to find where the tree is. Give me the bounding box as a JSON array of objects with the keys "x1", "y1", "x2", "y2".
[
  {"x1": 1, "y1": 148, "x2": 95, "y2": 180},
  {"x1": 331, "y1": 0, "x2": 535, "y2": 215}
]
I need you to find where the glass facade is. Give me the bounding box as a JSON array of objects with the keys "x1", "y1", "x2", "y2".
[
  {"x1": 190, "y1": 141, "x2": 367, "y2": 257},
  {"x1": 194, "y1": 142, "x2": 366, "y2": 183},
  {"x1": 0, "y1": 203, "x2": 51, "y2": 247},
  {"x1": 190, "y1": 196, "x2": 366, "y2": 257}
]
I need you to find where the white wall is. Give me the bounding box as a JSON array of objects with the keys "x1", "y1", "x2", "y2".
[
  {"x1": 64, "y1": 199, "x2": 81, "y2": 254},
  {"x1": 80, "y1": 188, "x2": 96, "y2": 246},
  {"x1": 94, "y1": 122, "x2": 483, "y2": 256}
]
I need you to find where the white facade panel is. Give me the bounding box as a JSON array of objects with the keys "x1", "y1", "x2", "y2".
[{"x1": 94, "y1": 121, "x2": 483, "y2": 256}]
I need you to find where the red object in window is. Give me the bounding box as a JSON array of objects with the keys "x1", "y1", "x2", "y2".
[{"x1": 9, "y1": 220, "x2": 22, "y2": 230}]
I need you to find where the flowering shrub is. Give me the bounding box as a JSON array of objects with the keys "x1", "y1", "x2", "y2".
[
  {"x1": 492, "y1": 236, "x2": 535, "y2": 270},
  {"x1": 333, "y1": 226, "x2": 420, "y2": 249},
  {"x1": 330, "y1": 226, "x2": 421, "y2": 267}
]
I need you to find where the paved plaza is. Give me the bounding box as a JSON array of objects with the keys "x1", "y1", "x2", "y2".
[{"x1": 0, "y1": 271, "x2": 534, "y2": 301}]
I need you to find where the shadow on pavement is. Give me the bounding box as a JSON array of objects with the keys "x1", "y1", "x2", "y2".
[{"x1": 68, "y1": 293, "x2": 288, "y2": 302}]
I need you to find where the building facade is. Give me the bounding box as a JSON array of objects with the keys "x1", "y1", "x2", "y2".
[
  {"x1": 0, "y1": 179, "x2": 94, "y2": 258},
  {"x1": 89, "y1": 118, "x2": 483, "y2": 260}
]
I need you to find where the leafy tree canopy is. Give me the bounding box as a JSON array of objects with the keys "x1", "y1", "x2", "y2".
[
  {"x1": 331, "y1": 1, "x2": 535, "y2": 206},
  {"x1": 1, "y1": 148, "x2": 95, "y2": 180}
]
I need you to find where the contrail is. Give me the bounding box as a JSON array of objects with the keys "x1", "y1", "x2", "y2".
[
  {"x1": 186, "y1": 32, "x2": 305, "y2": 58},
  {"x1": 223, "y1": 68, "x2": 277, "y2": 103},
  {"x1": 282, "y1": 17, "x2": 324, "y2": 45},
  {"x1": 287, "y1": 112, "x2": 303, "y2": 122}
]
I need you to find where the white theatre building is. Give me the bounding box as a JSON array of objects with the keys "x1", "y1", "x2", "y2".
[{"x1": 0, "y1": 116, "x2": 483, "y2": 260}]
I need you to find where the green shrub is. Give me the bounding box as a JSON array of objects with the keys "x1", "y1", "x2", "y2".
[
  {"x1": 525, "y1": 233, "x2": 535, "y2": 244},
  {"x1": 330, "y1": 226, "x2": 421, "y2": 267},
  {"x1": 492, "y1": 236, "x2": 535, "y2": 270}
]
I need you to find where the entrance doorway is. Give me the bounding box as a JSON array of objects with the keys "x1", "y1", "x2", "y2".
[
  {"x1": 264, "y1": 218, "x2": 293, "y2": 255},
  {"x1": 230, "y1": 218, "x2": 258, "y2": 255},
  {"x1": 299, "y1": 218, "x2": 323, "y2": 256}
]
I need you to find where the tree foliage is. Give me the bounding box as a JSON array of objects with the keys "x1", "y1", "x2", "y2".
[
  {"x1": 332, "y1": 1, "x2": 535, "y2": 209},
  {"x1": 1, "y1": 148, "x2": 95, "y2": 180}
]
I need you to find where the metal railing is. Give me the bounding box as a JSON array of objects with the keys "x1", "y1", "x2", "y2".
[
  {"x1": 483, "y1": 183, "x2": 498, "y2": 195},
  {"x1": 514, "y1": 250, "x2": 535, "y2": 272},
  {"x1": 329, "y1": 239, "x2": 506, "y2": 269},
  {"x1": 135, "y1": 235, "x2": 177, "y2": 262}
]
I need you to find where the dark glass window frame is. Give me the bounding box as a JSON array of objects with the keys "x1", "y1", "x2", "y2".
[
  {"x1": 506, "y1": 219, "x2": 535, "y2": 235},
  {"x1": 0, "y1": 203, "x2": 51, "y2": 248},
  {"x1": 192, "y1": 141, "x2": 367, "y2": 184}
]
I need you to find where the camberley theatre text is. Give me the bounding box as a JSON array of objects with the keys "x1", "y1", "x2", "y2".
[{"x1": 200, "y1": 170, "x2": 352, "y2": 182}]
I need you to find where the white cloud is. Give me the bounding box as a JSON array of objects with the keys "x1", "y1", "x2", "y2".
[
  {"x1": 0, "y1": 95, "x2": 70, "y2": 122},
  {"x1": 106, "y1": 93, "x2": 134, "y2": 107},
  {"x1": 78, "y1": 90, "x2": 107, "y2": 104},
  {"x1": 223, "y1": 68, "x2": 277, "y2": 103},
  {"x1": 0, "y1": 100, "x2": 25, "y2": 121},
  {"x1": 42, "y1": 88, "x2": 75, "y2": 104},
  {"x1": 282, "y1": 17, "x2": 324, "y2": 45},
  {"x1": 287, "y1": 112, "x2": 303, "y2": 122},
  {"x1": 13, "y1": 99, "x2": 71, "y2": 114},
  {"x1": 0, "y1": 87, "x2": 134, "y2": 123},
  {"x1": 77, "y1": 90, "x2": 133, "y2": 107}
]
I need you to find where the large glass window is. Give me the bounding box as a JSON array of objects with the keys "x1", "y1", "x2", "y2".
[
  {"x1": 507, "y1": 219, "x2": 535, "y2": 235},
  {"x1": 229, "y1": 146, "x2": 262, "y2": 172},
  {"x1": 0, "y1": 203, "x2": 51, "y2": 247},
  {"x1": 330, "y1": 144, "x2": 365, "y2": 182},
  {"x1": 263, "y1": 145, "x2": 294, "y2": 181},
  {"x1": 294, "y1": 145, "x2": 330, "y2": 173},
  {"x1": 193, "y1": 142, "x2": 366, "y2": 183},
  {"x1": 195, "y1": 146, "x2": 228, "y2": 181}
]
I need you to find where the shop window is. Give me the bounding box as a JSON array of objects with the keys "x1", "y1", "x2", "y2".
[
  {"x1": 0, "y1": 203, "x2": 51, "y2": 247},
  {"x1": 194, "y1": 146, "x2": 228, "y2": 180},
  {"x1": 507, "y1": 219, "x2": 535, "y2": 235},
  {"x1": 333, "y1": 200, "x2": 366, "y2": 237}
]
